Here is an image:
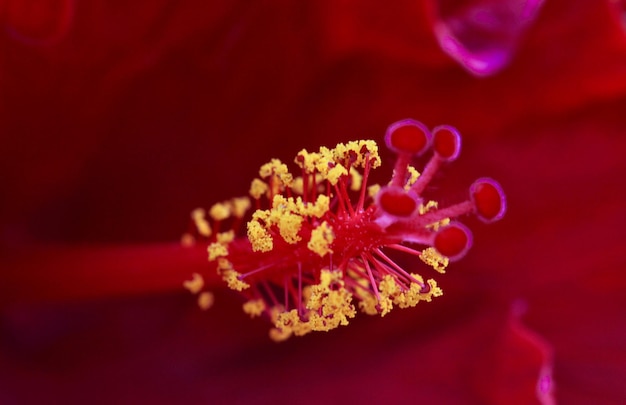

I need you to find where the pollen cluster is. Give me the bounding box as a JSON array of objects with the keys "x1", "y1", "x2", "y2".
[{"x1": 183, "y1": 119, "x2": 506, "y2": 341}]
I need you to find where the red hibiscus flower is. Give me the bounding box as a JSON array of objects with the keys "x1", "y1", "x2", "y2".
[{"x1": 1, "y1": 0, "x2": 625, "y2": 404}]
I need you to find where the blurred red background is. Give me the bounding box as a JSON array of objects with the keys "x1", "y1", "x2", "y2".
[{"x1": 1, "y1": 1, "x2": 625, "y2": 403}]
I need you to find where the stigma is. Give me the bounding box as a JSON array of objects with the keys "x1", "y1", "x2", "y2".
[{"x1": 183, "y1": 119, "x2": 506, "y2": 341}]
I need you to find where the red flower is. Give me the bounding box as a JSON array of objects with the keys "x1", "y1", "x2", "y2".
[{"x1": 1, "y1": 0, "x2": 625, "y2": 403}]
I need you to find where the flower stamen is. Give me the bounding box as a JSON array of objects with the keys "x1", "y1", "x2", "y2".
[{"x1": 183, "y1": 119, "x2": 506, "y2": 340}]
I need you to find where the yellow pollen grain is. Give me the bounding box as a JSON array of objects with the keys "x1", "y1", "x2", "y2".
[
  {"x1": 421, "y1": 279, "x2": 443, "y2": 302},
  {"x1": 331, "y1": 142, "x2": 347, "y2": 161},
  {"x1": 243, "y1": 299, "x2": 265, "y2": 318},
  {"x1": 307, "y1": 221, "x2": 334, "y2": 257},
  {"x1": 405, "y1": 166, "x2": 421, "y2": 189},
  {"x1": 326, "y1": 165, "x2": 348, "y2": 186},
  {"x1": 269, "y1": 327, "x2": 292, "y2": 342},
  {"x1": 379, "y1": 275, "x2": 401, "y2": 296},
  {"x1": 358, "y1": 291, "x2": 379, "y2": 315},
  {"x1": 397, "y1": 284, "x2": 419, "y2": 308},
  {"x1": 209, "y1": 202, "x2": 231, "y2": 221},
  {"x1": 394, "y1": 276, "x2": 444, "y2": 308},
  {"x1": 357, "y1": 140, "x2": 381, "y2": 168},
  {"x1": 307, "y1": 270, "x2": 336, "y2": 310},
  {"x1": 216, "y1": 230, "x2": 235, "y2": 244},
  {"x1": 191, "y1": 207, "x2": 205, "y2": 218},
  {"x1": 259, "y1": 159, "x2": 293, "y2": 188},
  {"x1": 306, "y1": 270, "x2": 355, "y2": 330},
  {"x1": 197, "y1": 291, "x2": 214, "y2": 310},
  {"x1": 377, "y1": 275, "x2": 402, "y2": 316},
  {"x1": 368, "y1": 184, "x2": 381, "y2": 199},
  {"x1": 216, "y1": 258, "x2": 232, "y2": 272},
  {"x1": 259, "y1": 159, "x2": 282, "y2": 178},
  {"x1": 315, "y1": 147, "x2": 334, "y2": 175},
  {"x1": 419, "y1": 200, "x2": 451, "y2": 230},
  {"x1": 294, "y1": 149, "x2": 320, "y2": 173},
  {"x1": 377, "y1": 296, "x2": 393, "y2": 317},
  {"x1": 247, "y1": 220, "x2": 273, "y2": 252},
  {"x1": 336, "y1": 141, "x2": 364, "y2": 166},
  {"x1": 430, "y1": 217, "x2": 450, "y2": 231},
  {"x1": 271, "y1": 195, "x2": 298, "y2": 213},
  {"x1": 419, "y1": 200, "x2": 438, "y2": 214},
  {"x1": 231, "y1": 197, "x2": 251, "y2": 218},
  {"x1": 191, "y1": 208, "x2": 212, "y2": 237},
  {"x1": 269, "y1": 307, "x2": 297, "y2": 341},
  {"x1": 420, "y1": 247, "x2": 449, "y2": 273},
  {"x1": 274, "y1": 140, "x2": 381, "y2": 207},
  {"x1": 275, "y1": 310, "x2": 313, "y2": 337},
  {"x1": 296, "y1": 194, "x2": 330, "y2": 218},
  {"x1": 222, "y1": 269, "x2": 250, "y2": 291},
  {"x1": 268, "y1": 270, "x2": 357, "y2": 340},
  {"x1": 252, "y1": 209, "x2": 270, "y2": 223},
  {"x1": 249, "y1": 194, "x2": 330, "y2": 247},
  {"x1": 207, "y1": 242, "x2": 228, "y2": 261},
  {"x1": 291, "y1": 177, "x2": 304, "y2": 195},
  {"x1": 183, "y1": 273, "x2": 204, "y2": 294},
  {"x1": 278, "y1": 212, "x2": 303, "y2": 244},
  {"x1": 307, "y1": 270, "x2": 341, "y2": 310},
  {"x1": 349, "y1": 167, "x2": 363, "y2": 192},
  {"x1": 180, "y1": 232, "x2": 195, "y2": 247},
  {"x1": 249, "y1": 178, "x2": 269, "y2": 199}
]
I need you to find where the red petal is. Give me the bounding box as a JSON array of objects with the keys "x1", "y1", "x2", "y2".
[
  {"x1": 4, "y1": 0, "x2": 74, "y2": 44},
  {"x1": 471, "y1": 305, "x2": 555, "y2": 405}
]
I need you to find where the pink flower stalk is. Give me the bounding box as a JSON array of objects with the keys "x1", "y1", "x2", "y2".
[{"x1": 183, "y1": 120, "x2": 505, "y2": 340}]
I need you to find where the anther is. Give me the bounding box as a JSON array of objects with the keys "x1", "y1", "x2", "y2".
[{"x1": 470, "y1": 178, "x2": 506, "y2": 223}]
